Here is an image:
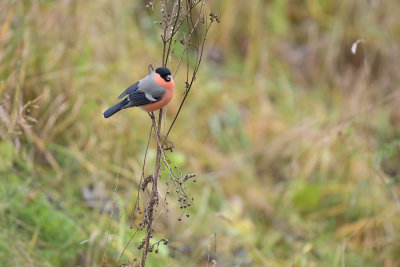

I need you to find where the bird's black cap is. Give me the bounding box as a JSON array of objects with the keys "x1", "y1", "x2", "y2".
[{"x1": 155, "y1": 67, "x2": 171, "y2": 78}]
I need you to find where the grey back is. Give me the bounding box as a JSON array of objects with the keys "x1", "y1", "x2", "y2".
[{"x1": 139, "y1": 71, "x2": 166, "y2": 100}]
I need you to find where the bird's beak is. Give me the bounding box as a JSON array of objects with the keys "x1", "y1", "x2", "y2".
[{"x1": 166, "y1": 74, "x2": 172, "y2": 81}]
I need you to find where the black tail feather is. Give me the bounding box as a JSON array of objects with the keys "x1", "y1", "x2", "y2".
[{"x1": 103, "y1": 98, "x2": 129, "y2": 118}]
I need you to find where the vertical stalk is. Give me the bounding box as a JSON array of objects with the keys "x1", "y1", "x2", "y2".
[
  {"x1": 140, "y1": 111, "x2": 163, "y2": 266},
  {"x1": 138, "y1": 1, "x2": 217, "y2": 265},
  {"x1": 141, "y1": 9, "x2": 168, "y2": 262}
]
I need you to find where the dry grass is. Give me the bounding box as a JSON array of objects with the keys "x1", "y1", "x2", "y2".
[{"x1": 1, "y1": 0, "x2": 400, "y2": 266}]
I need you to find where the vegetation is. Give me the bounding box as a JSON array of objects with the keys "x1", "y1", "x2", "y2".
[{"x1": 1, "y1": 0, "x2": 400, "y2": 266}]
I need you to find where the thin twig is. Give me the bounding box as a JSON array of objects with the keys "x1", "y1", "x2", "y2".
[
  {"x1": 140, "y1": 110, "x2": 163, "y2": 266},
  {"x1": 163, "y1": 1, "x2": 211, "y2": 145},
  {"x1": 115, "y1": 229, "x2": 140, "y2": 267},
  {"x1": 131, "y1": 123, "x2": 153, "y2": 228}
]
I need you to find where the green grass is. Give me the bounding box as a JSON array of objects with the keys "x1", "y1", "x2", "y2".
[
  {"x1": 1, "y1": 175, "x2": 81, "y2": 266},
  {"x1": 1, "y1": 0, "x2": 400, "y2": 266}
]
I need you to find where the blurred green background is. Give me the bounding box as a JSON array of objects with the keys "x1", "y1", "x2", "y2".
[{"x1": 1, "y1": 0, "x2": 400, "y2": 266}]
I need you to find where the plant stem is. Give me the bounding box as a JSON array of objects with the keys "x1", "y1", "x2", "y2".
[{"x1": 140, "y1": 109, "x2": 163, "y2": 267}]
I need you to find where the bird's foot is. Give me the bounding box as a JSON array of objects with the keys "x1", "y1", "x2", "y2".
[
  {"x1": 163, "y1": 141, "x2": 174, "y2": 152},
  {"x1": 148, "y1": 112, "x2": 155, "y2": 120}
]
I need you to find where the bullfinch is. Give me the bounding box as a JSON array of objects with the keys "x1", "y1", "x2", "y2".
[{"x1": 103, "y1": 67, "x2": 174, "y2": 118}]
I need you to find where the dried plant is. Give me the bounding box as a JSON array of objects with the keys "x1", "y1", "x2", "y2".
[{"x1": 104, "y1": 1, "x2": 219, "y2": 266}]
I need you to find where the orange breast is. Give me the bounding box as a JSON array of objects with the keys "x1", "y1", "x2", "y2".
[{"x1": 141, "y1": 73, "x2": 175, "y2": 112}]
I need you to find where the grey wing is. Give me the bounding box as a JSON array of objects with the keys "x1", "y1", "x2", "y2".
[
  {"x1": 118, "y1": 81, "x2": 139, "y2": 100},
  {"x1": 139, "y1": 73, "x2": 166, "y2": 101},
  {"x1": 126, "y1": 90, "x2": 156, "y2": 107}
]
